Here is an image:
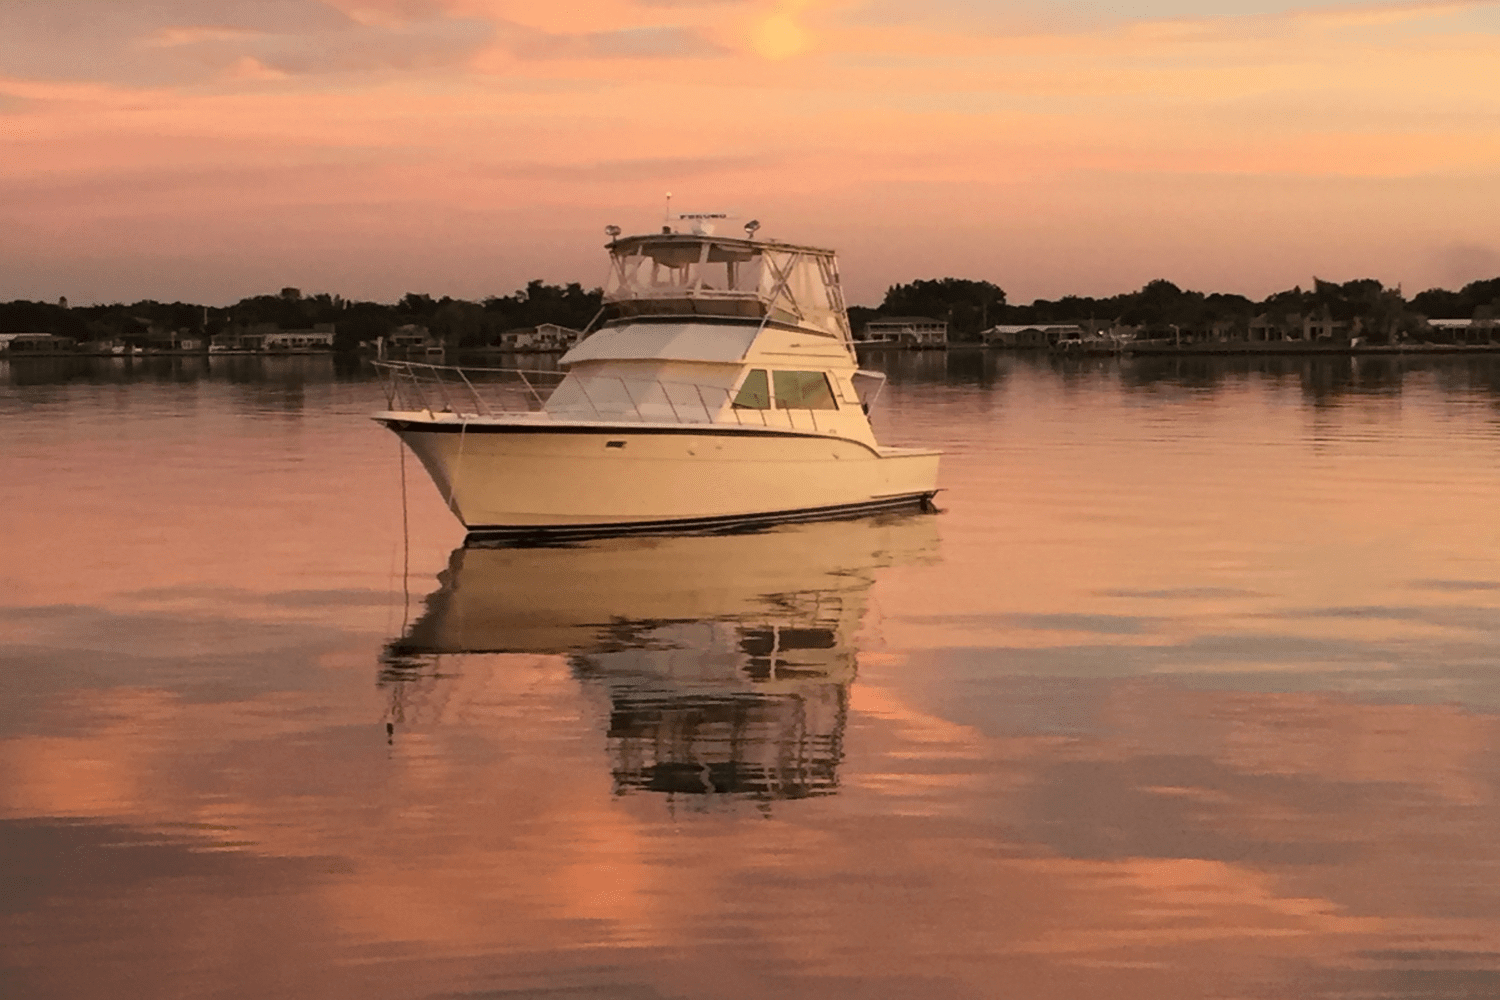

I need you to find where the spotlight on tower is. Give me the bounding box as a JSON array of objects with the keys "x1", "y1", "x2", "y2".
[
  {"x1": 605, "y1": 224, "x2": 622, "y2": 240},
  {"x1": 744, "y1": 219, "x2": 761, "y2": 239}
]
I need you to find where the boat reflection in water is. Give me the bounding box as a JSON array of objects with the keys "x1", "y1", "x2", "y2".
[{"x1": 382, "y1": 514, "x2": 938, "y2": 803}]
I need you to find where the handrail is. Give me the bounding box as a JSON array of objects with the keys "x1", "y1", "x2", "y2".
[
  {"x1": 373, "y1": 360, "x2": 843, "y2": 430},
  {"x1": 608, "y1": 287, "x2": 767, "y2": 302}
]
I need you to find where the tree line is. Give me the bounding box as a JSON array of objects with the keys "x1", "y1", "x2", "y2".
[
  {"x1": 852, "y1": 275, "x2": 1500, "y2": 342},
  {"x1": 0, "y1": 282, "x2": 604, "y2": 352},
  {"x1": 4, "y1": 274, "x2": 1498, "y2": 349}
]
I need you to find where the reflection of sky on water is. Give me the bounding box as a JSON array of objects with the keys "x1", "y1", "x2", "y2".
[{"x1": 6, "y1": 354, "x2": 1500, "y2": 997}]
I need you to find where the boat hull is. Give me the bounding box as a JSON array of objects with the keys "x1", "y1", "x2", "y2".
[{"x1": 379, "y1": 415, "x2": 940, "y2": 540}]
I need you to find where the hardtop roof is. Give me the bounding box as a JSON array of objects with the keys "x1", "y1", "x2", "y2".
[{"x1": 607, "y1": 232, "x2": 837, "y2": 258}]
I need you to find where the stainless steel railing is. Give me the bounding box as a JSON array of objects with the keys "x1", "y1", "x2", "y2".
[
  {"x1": 374, "y1": 360, "x2": 833, "y2": 432},
  {"x1": 376, "y1": 361, "x2": 557, "y2": 417}
]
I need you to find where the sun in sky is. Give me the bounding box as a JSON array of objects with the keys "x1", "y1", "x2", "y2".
[{"x1": 752, "y1": 1, "x2": 812, "y2": 59}]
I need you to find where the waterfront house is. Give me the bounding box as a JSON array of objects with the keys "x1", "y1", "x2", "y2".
[
  {"x1": 1207, "y1": 319, "x2": 1242, "y2": 342},
  {"x1": 214, "y1": 331, "x2": 267, "y2": 352},
  {"x1": 1, "y1": 333, "x2": 76, "y2": 354},
  {"x1": 982, "y1": 324, "x2": 1083, "y2": 348},
  {"x1": 1247, "y1": 315, "x2": 1276, "y2": 341},
  {"x1": 1428, "y1": 318, "x2": 1498, "y2": 344},
  {"x1": 265, "y1": 326, "x2": 335, "y2": 351},
  {"x1": 495, "y1": 327, "x2": 536, "y2": 350},
  {"x1": 211, "y1": 323, "x2": 336, "y2": 353},
  {"x1": 1304, "y1": 316, "x2": 1348, "y2": 341},
  {"x1": 1249, "y1": 313, "x2": 1303, "y2": 342},
  {"x1": 861, "y1": 317, "x2": 948, "y2": 347},
  {"x1": 384, "y1": 325, "x2": 441, "y2": 356},
  {"x1": 212, "y1": 324, "x2": 273, "y2": 352},
  {"x1": 145, "y1": 327, "x2": 204, "y2": 352},
  {"x1": 492, "y1": 324, "x2": 586, "y2": 351},
  {"x1": 534, "y1": 323, "x2": 584, "y2": 350}
]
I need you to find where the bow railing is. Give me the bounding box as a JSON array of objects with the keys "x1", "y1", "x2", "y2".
[
  {"x1": 374, "y1": 360, "x2": 838, "y2": 432},
  {"x1": 376, "y1": 360, "x2": 560, "y2": 417}
]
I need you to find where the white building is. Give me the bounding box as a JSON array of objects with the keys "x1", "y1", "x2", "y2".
[
  {"x1": 0, "y1": 333, "x2": 74, "y2": 354},
  {"x1": 1428, "y1": 318, "x2": 1498, "y2": 344},
  {"x1": 983, "y1": 324, "x2": 1083, "y2": 348},
  {"x1": 534, "y1": 323, "x2": 584, "y2": 349},
  {"x1": 265, "y1": 329, "x2": 335, "y2": 351},
  {"x1": 861, "y1": 317, "x2": 947, "y2": 347}
]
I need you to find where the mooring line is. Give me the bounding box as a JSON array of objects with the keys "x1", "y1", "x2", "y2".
[{"x1": 399, "y1": 435, "x2": 411, "y2": 630}]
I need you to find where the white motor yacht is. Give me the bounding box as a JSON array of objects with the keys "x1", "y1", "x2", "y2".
[{"x1": 374, "y1": 219, "x2": 941, "y2": 540}]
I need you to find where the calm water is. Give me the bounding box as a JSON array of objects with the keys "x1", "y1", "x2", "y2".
[{"x1": 6, "y1": 351, "x2": 1500, "y2": 999}]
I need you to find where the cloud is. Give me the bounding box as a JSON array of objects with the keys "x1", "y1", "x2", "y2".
[
  {"x1": 1409, "y1": 579, "x2": 1500, "y2": 592},
  {"x1": 1434, "y1": 242, "x2": 1500, "y2": 286},
  {"x1": 1290, "y1": 0, "x2": 1497, "y2": 28},
  {"x1": 1101, "y1": 0, "x2": 1500, "y2": 46},
  {"x1": 0, "y1": 92, "x2": 32, "y2": 120},
  {"x1": 843, "y1": 0, "x2": 1500, "y2": 44},
  {"x1": 145, "y1": 26, "x2": 265, "y2": 48},
  {"x1": 322, "y1": 0, "x2": 451, "y2": 28},
  {"x1": 1262, "y1": 604, "x2": 1500, "y2": 633},
  {"x1": 1100, "y1": 587, "x2": 1264, "y2": 600},
  {"x1": 254, "y1": 16, "x2": 496, "y2": 75},
  {"x1": 124, "y1": 584, "x2": 398, "y2": 607},
  {"x1": 482, "y1": 21, "x2": 726, "y2": 60},
  {"x1": 572, "y1": 24, "x2": 725, "y2": 58},
  {"x1": 224, "y1": 57, "x2": 291, "y2": 82},
  {"x1": 0, "y1": 0, "x2": 494, "y2": 84},
  {"x1": 478, "y1": 153, "x2": 779, "y2": 181},
  {"x1": 897, "y1": 613, "x2": 1164, "y2": 636}
]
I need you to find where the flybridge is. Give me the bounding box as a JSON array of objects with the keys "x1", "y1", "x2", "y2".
[{"x1": 602, "y1": 231, "x2": 852, "y2": 342}]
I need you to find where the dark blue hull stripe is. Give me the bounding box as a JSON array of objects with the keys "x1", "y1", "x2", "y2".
[
  {"x1": 463, "y1": 492, "x2": 939, "y2": 543},
  {"x1": 379, "y1": 418, "x2": 888, "y2": 457}
]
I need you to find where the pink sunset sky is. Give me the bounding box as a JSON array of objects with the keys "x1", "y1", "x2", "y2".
[{"x1": 2, "y1": 0, "x2": 1499, "y2": 307}]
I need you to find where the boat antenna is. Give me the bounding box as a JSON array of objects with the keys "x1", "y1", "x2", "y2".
[{"x1": 663, "y1": 192, "x2": 672, "y2": 234}]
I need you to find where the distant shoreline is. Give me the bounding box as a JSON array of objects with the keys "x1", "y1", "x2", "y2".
[
  {"x1": 1126, "y1": 342, "x2": 1500, "y2": 357},
  {"x1": 0, "y1": 347, "x2": 574, "y2": 359},
  {"x1": 855, "y1": 342, "x2": 1500, "y2": 357},
  {"x1": 8, "y1": 342, "x2": 1500, "y2": 361}
]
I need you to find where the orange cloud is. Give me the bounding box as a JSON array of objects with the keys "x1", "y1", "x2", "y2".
[
  {"x1": 1291, "y1": 0, "x2": 1498, "y2": 28},
  {"x1": 144, "y1": 26, "x2": 264, "y2": 48},
  {"x1": 223, "y1": 56, "x2": 290, "y2": 82}
]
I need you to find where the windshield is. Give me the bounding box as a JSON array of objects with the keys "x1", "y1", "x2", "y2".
[
  {"x1": 603, "y1": 236, "x2": 851, "y2": 341},
  {"x1": 608, "y1": 240, "x2": 764, "y2": 297}
]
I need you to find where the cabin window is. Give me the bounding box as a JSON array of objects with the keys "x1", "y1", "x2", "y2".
[
  {"x1": 772, "y1": 370, "x2": 837, "y2": 410},
  {"x1": 732, "y1": 369, "x2": 771, "y2": 409}
]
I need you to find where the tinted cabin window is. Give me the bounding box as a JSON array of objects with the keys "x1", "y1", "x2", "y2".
[
  {"x1": 732, "y1": 369, "x2": 770, "y2": 409},
  {"x1": 773, "y1": 371, "x2": 837, "y2": 410}
]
